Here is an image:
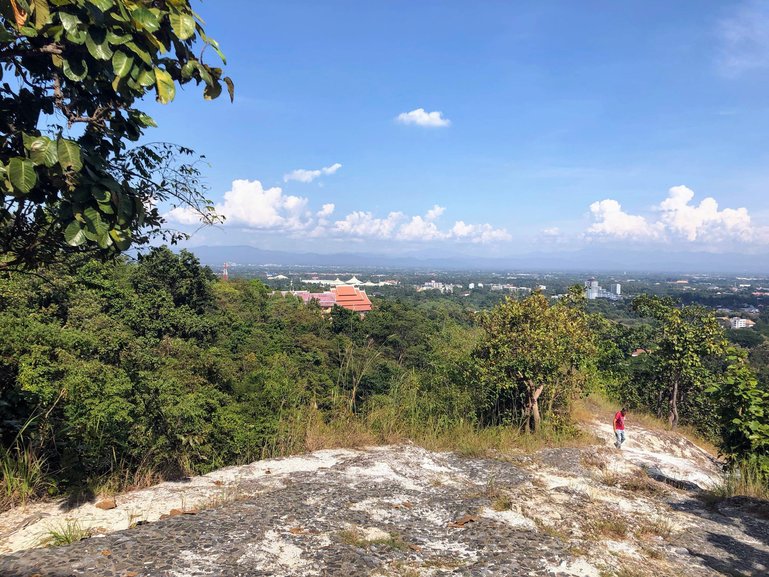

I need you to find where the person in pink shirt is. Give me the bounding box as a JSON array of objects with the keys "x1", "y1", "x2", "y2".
[{"x1": 613, "y1": 407, "x2": 627, "y2": 449}]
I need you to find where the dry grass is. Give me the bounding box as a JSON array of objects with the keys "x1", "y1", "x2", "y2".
[
  {"x1": 581, "y1": 450, "x2": 609, "y2": 471},
  {"x1": 492, "y1": 493, "x2": 513, "y2": 511},
  {"x1": 585, "y1": 514, "x2": 628, "y2": 540},
  {"x1": 300, "y1": 404, "x2": 594, "y2": 461},
  {"x1": 635, "y1": 517, "x2": 673, "y2": 540},
  {"x1": 302, "y1": 411, "x2": 379, "y2": 452},
  {"x1": 621, "y1": 472, "x2": 667, "y2": 496},
  {"x1": 533, "y1": 517, "x2": 570, "y2": 540},
  {"x1": 704, "y1": 461, "x2": 769, "y2": 502},
  {"x1": 1, "y1": 445, "x2": 49, "y2": 511}
]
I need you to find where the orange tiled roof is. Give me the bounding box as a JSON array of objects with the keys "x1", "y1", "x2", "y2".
[{"x1": 331, "y1": 285, "x2": 372, "y2": 312}]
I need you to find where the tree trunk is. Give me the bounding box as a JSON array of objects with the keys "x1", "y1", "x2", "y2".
[
  {"x1": 668, "y1": 377, "x2": 679, "y2": 429},
  {"x1": 529, "y1": 381, "x2": 545, "y2": 434}
]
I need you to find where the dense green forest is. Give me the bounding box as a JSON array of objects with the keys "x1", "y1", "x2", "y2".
[{"x1": 2, "y1": 248, "x2": 768, "y2": 509}]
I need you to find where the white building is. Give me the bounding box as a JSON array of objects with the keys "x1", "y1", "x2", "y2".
[
  {"x1": 585, "y1": 278, "x2": 621, "y2": 300},
  {"x1": 730, "y1": 317, "x2": 756, "y2": 330}
]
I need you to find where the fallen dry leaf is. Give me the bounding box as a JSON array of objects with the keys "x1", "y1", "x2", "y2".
[{"x1": 448, "y1": 514, "x2": 479, "y2": 528}]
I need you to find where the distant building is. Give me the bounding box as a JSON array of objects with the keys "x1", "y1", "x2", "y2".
[
  {"x1": 730, "y1": 317, "x2": 756, "y2": 330},
  {"x1": 584, "y1": 278, "x2": 620, "y2": 300},
  {"x1": 281, "y1": 285, "x2": 372, "y2": 314},
  {"x1": 300, "y1": 276, "x2": 397, "y2": 288}
]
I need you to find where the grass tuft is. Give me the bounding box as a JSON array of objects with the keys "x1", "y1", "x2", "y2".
[
  {"x1": 705, "y1": 460, "x2": 769, "y2": 502},
  {"x1": 1, "y1": 444, "x2": 48, "y2": 511},
  {"x1": 43, "y1": 519, "x2": 92, "y2": 547}
]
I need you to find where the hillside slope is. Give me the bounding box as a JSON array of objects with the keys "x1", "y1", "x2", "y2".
[{"x1": 1, "y1": 422, "x2": 767, "y2": 577}]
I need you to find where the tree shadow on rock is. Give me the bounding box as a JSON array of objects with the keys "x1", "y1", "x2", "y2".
[{"x1": 669, "y1": 496, "x2": 769, "y2": 577}]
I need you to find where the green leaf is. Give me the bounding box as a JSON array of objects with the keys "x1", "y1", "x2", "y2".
[
  {"x1": 24, "y1": 134, "x2": 58, "y2": 167},
  {"x1": 8, "y1": 158, "x2": 37, "y2": 193},
  {"x1": 65, "y1": 27, "x2": 86, "y2": 44},
  {"x1": 181, "y1": 61, "x2": 196, "y2": 80},
  {"x1": 109, "y1": 228, "x2": 131, "y2": 250},
  {"x1": 62, "y1": 57, "x2": 88, "y2": 81},
  {"x1": 91, "y1": 187, "x2": 110, "y2": 203},
  {"x1": 224, "y1": 77, "x2": 235, "y2": 102},
  {"x1": 106, "y1": 31, "x2": 131, "y2": 45},
  {"x1": 63, "y1": 221, "x2": 87, "y2": 246},
  {"x1": 85, "y1": 28, "x2": 113, "y2": 60},
  {"x1": 131, "y1": 8, "x2": 160, "y2": 33},
  {"x1": 201, "y1": 32, "x2": 226, "y2": 64},
  {"x1": 83, "y1": 207, "x2": 109, "y2": 237},
  {"x1": 203, "y1": 80, "x2": 221, "y2": 100},
  {"x1": 111, "y1": 50, "x2": 133, "y2": 77},
  {"x1": 169, "y1": 12, "x2": 195, "y2": 40},
  {"x1": 154, "y1": 67, "x2": 175, "y2": 104},
  {"x1": 116, "y1": 194, "x2": 133, "y2": 225},
  {"x1": 57, "y1": 139, "x2": 83, "y2": 172},
  {"x1": 89, "y1": 0, "x2": 114, "y2": 12},
  {"x1": 135, "y1": 112, "x2": 157, "y2": 127},
  {"x1": 58, "y1": 11, "x2": 79, "y2": 34},
  {"x1": 136, "y1": 68, "x2": 155, "y2": 87},
  {"x1": 98, "y1": 201, "x2": 114, "y2": 215},
  {"x1": 32, "y1": 0, "x2": 50, "y2": 28},
  {"x1": 125, "y1": 41, "x2": 151, "y2": 65},
  {"x1": 96, "y1": 230, "x2": 112, "y2": 248}
]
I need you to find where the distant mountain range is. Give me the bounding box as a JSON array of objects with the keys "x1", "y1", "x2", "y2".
[{"x1": 185, "y1": 245, "x2": 769, "y2": 274}]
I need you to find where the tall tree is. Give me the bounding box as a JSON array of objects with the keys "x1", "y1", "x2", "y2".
[
  {"x1": 707, "y1": 348, "x2": 769, "y2": 475},
  {"x1": 0, "y1": 0, "x2": 232, "y2": 270},
  {"x1": 473, "y1": 289, "x2": 596, "y2": 433},
  {"x1": 632, "y1": 295, "x2": 728, "y2": 428}
]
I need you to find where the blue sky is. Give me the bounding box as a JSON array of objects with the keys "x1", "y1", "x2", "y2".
[{"x1": 151, "y1": 0, "x2": 769, "y2": 258}]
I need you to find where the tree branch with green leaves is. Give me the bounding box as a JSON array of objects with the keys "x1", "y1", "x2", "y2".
[{"x1": 0, "y1": 0, "x2": 233, "y2": 270}]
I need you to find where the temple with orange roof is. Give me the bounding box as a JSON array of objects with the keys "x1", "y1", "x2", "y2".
[{"x1": 280, "y1": 285, "x2": 372, "y2": 314}]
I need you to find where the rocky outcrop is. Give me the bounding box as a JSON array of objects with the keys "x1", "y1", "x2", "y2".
[{"x1": 0, "y1": 425, "x2": 767, "y2": 576}]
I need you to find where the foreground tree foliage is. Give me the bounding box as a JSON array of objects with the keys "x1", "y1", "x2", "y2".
[
  {"x1": 0, "y1": 250, "x2": 480, "y2": 504},
  {"x1": 2, "y1": 253, "x2": 769, "y2": 504},
  {"x1": 631, "y1": 295, "x2": 728, "y2": 429},
  {"x1": 473, "y1": 289, "x2": 596, "y2": 432},
  {"x1": 0, "y1": 0, "x2": 232, "y2": 270}
]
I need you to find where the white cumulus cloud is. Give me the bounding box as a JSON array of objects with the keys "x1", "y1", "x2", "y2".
[
  {"x1": 167, "y1": 179, "x2": 510, "y2": 245},
  {"x1": 167, "y1": 179, "x2": 315, "y2": 232},
  {"x1": 284, "y1": 163, "x2": 342, "y2": 183},
  {"x1": 333, "y1": 211, "x2": 406, "y2": 238},
  {"x1": 397, "y1": 216, "x2": 445, "y2": 241},
  {"x1": 657, "y1": 185, "x2": 753, "y2": 242},
  {"x1": 317, "y1": 203, "x2": 335, "y2": 218},
  {"x1": 588, "y1": 199, "x2": 661, "y2": 240},
  {"x1": 396, "y1": 108, "x2": 451, "y2": 127},
  {"x1": 450, "y1": 221, "x2": 512, "y2": 243},
  {"x1": 425, "y1": 204, "x2": 446, "y2": 221},
  {"x1": 586, "y1": 185, "x2": 765, "y2": 247},
  {"x1": 165, "y1": 206, "x2": 204, "y2": 226}
]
